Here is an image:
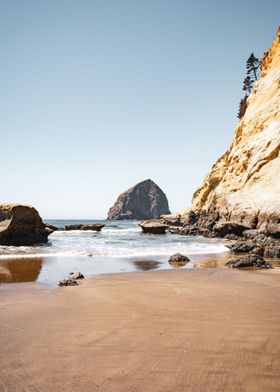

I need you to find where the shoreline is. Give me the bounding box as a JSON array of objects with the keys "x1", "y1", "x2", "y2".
[
  {"x1": 1, "y1": 251, "x2": 280, "y2": 286},
  {"x1": 1, "y1": 268, "x2": 280, "y2": 391}
]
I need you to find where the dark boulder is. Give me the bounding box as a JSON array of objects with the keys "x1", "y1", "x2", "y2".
[
  {"x1": 168, "y1": 227, "x2": 181, "y2": 234},
  {"x1": 213, "y1": 221, "x2": 250, "y2": 237},
  {"x1": 45, "y1": 223, "x2": 59, "y2": 232},
  {"x1": 228, "y1": 240, "x2": 256, "y2": 253},
  {"x1": 139, "y1": 220, "x2": 169, "y2": 234},
  {"x1": 226, "y1": 255, "x2": 271, "y2": 269},
  {"x1": 266, "y1": 223, "x2": 280, "y2": 238},
  {"x1": 64, "y1": 224, "x2": 105, "y2": 231},
  {"x1": 224, "y1": 233, "x2": 240, "y2": 241},
  {"x1": 68, "y1": 272, "x2": 84, "y2": 280},
  {"x1": 242, "y1": 229, "x2": 263, "y2": 240},
  {"x1": 107, "y1": 179, "x2": 171, "y2": 220},
  {"x1": 263, "y1": 246, "x2": 280, "y2": 258},
  {"x1": 58, "y1": 278, "x2": 79, "y2": 286},
  {"x1": 168, "y1": 253, "x2": 190, "y2": 268},
  {"x1": 0, "y1": 204, "x2": 53, "y2": 246}
]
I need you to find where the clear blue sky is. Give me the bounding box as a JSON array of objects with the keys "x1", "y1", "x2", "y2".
[{"x1": 0, "y1": 0, "x2": 279, "y2": 218}]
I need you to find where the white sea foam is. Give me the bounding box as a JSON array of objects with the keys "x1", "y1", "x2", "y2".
[{"x1": 0, "y1": 219, "x2": 229, "y2": 259}]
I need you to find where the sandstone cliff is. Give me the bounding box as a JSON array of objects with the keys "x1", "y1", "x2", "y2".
[
  {"x1": 107, "y1": 179, "x2": 171, "y2": 220},
  {"x1": 190, "y1": 27, "x2": 280, "y2": 230}
]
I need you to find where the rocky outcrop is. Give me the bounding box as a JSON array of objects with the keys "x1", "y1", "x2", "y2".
[
  {"x1": 64, "y1": 224, "x2": 105, "y2": 231},
  {"x1": 190, "y1": 28, "x2": 280, "y2": 230},
  {"x1": 0, "y1": 204, "x2": 53, "y2": 246},
  {"x1": 165, "y1": 28, "x2": 280, "y2": 257},
  {"x1": 107, "y1": 179, "x2": 171, "y2": 220},
  {"x1": 226, "y1": 255, "x2": 271, "y2": 269},
  {"x1": 58, "y1": 271, "x2": 84, "y2": 287},
  {"x1": 139, "y1": 220, "x2": 169, "y2": 234}
]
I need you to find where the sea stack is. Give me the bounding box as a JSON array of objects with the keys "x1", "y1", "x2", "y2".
[
  {"x1": 181, "y1": 27, "x2": 280, "y2": 233},
  {"x1": 107, "y1": 179, "x2": 171, "y2": 220},
  {"x1": 0, "y1": 204, "x2": 53, "y2": 246}
]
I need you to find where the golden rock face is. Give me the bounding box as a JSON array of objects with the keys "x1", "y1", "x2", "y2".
[{"x1": 191, "y1": 27, "x2": 280, "y2": 228}]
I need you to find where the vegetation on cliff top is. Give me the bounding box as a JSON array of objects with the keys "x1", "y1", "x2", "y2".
[{"x1": 237, "y1": 53, "x2": 261, "y2": 119}]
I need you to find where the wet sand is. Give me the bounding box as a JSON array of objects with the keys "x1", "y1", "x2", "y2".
[{"x1": 0, "y1": 268, "x2": 280, "y2": 391}]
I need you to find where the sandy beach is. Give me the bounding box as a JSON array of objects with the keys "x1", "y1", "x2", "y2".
[{"x1": 1, "y1": 268, "x2": 280, "y2": 392}]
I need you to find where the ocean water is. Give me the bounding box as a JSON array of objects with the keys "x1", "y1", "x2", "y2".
[
  {"x1": 0, "y1": 219, "x2": 228, "y2": 258},
  {"x1": 0, "y1": 220, "x2": 230, "y2": 286}
]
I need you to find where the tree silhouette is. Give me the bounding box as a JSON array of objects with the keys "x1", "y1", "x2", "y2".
[
  {"x1": 237, "y1": 52, "x2": 261, "y2": 119},
  {"x1": 243, "y1": 76, "x2": 254, "y2": 94},
  {"x1": 246, "y1": 53, "x2": 261, "y2": 81},
  {"x1": 237, "y1": 95, "x2": 248, "y2": 119}
]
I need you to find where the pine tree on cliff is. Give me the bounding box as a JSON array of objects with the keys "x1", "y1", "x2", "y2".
[
  {"x1": 246, "y1": 53, "x2": 261, "y2": 81},
  {"x1": 243, "y1": 76, "x2": 254, "y2": 94},
  {"x1": 237, "y1": 95, "x2": 248, "y2": 119}
]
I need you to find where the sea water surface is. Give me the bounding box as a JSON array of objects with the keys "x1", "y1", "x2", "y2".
[{"x1": 0, "y1": 220, "x2": 230, "y2": 286}]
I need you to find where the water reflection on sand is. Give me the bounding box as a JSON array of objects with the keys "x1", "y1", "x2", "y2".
[
  {"x1": 0, "y1": 257, "x2": 43, "y2": 283},
  {"x1": 0, "y1": 252, "x2": 279, "y2": 286}
]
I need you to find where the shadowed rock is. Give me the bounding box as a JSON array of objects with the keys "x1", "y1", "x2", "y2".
[
  {"x1": 68, "y1": 272, "x2": 84, "y2": 280},
  {"x1": 213, "y1": 222, "x2": 250, "y2": 237},
  {"x1": 107, "y1": 179, "x2": 171, "y2": 220},
  {"x1": 226, "y1": 255, "x2": 271, "y2": 269},
  {"x1": 58, "y1": 279, "x2": 79, "y2": 286},
  {"x1": 0, "y1": 204, "x2": 53, "y2": 246},
  {"x1": 139, "y1": 220, "x2": 169, "y2": 234},
  {"x1": 168, "y1": 253, "x2": 190, "y2": 268},
  {"x1": 64, "y1": 224, "x2": 105, "y2": 231}
]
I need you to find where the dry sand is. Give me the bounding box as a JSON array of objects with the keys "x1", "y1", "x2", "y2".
[{"x1": 0, "y1": 268, "x2": 280, "y2": 392}]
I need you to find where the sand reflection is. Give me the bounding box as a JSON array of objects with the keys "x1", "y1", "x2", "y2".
[
  {"x1": 133, "y1": 260, "x2": 161, "y2": 271},
  {"x1": 168, "y1": 260, "x2": 188, "y2": 268}
]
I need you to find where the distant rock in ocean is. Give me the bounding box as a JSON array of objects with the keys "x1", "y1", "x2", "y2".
[
  {"x1": 107, "y1": 179, "x2": 171, "y2": 220},
  {"x1": 0, "y1": 204, "x2": 53, "y2": 246}
]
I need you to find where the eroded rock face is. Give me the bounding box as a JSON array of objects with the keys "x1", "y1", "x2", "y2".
[
  {"x1": 0, "y1": 204, "x2": 52, "y2": 246},
  {"x1": 190, "y1": 28, "x2": 280, "y2": 230},
  {"x1": 107, "y1": 179, "x2": 171, "y2": 220}
]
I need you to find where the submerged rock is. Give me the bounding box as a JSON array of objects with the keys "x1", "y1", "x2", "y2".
[
  {"x1": 139, "y1": 220, "x2": 169, "y2": 234},
  {"x1": 0, "y1": 204, "x2": 53, "y2": 246},
  {"x1": 226, "y1": 255, "x2": 271, "y2": 269},
  {"x1": 107, "y1": 179, "x2": 171, "y2": 220}
]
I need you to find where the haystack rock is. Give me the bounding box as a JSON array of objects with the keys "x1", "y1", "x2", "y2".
[
  {"x1": 107, "y1": 179, "x2": 171, "y2": 220},
  {"x1": 0, "y1": 204, "x2": 53, "y2": 246},
  {"x1": 183, "y1": 28, "x2": 280, "y2": 233}
]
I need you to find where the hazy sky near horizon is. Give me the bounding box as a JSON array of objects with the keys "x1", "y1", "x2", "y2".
[{"x1": 1, "y1": 0, "x2": 279, "y2": 218}]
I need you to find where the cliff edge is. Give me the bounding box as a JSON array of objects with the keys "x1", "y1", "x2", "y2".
[{"x1": 190, "y1": 27, "x2": 280, "y2": 230}]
